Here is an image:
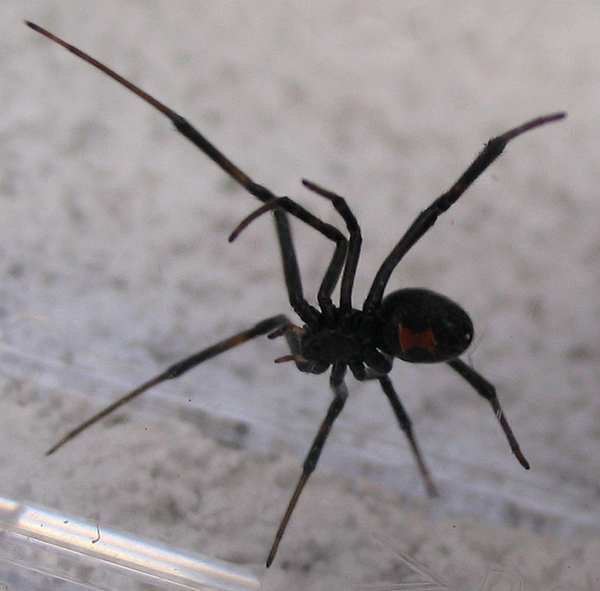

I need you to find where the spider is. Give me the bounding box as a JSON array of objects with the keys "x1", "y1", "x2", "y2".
[{"x1": 27, "y1": 21, "x2": 564, "y2": 567}]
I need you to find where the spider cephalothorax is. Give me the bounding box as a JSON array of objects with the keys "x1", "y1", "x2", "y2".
[{"x1": 28, "y1": 21, "x2": 565, "y2": 567}]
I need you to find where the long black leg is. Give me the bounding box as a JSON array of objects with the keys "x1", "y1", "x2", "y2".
[
  {"x1": 46, "y1": 315, "x2": 289, "y2": 455},
  {"x1": 26, "y1": 22, "x2": 348, "y2": 324},
  {"x1": 231, "y1": 180, "x2": 362, "y2": 313},
  {"x1": 353, "y1": 363, "x2": 438, "y2": 497},
  {"x1": 272, "y1": 206, "x2": 321, "y2": 324},
  {"x1": 447, "y1": 358, "x2": 530, "y2": 469},
  {"x1": 266, "y1": 362, "x2": 348, "y2": 567},
  {"x1": 229, "y1": 195, "x2": 347, "y2": 319},
  {"x1": 301, "y1": 180, "x2": 362, "y2": 312},
  {"x1": 377, "y1": 375, "x2": 438, "y2": 497},
  {"x1": 364, "y1": 112, "x2": 566, "y2": 312}
]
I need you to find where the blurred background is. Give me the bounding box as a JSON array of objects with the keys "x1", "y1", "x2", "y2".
[{"x1": 1, "y1": 2, "x2": 599, "y2": 590}]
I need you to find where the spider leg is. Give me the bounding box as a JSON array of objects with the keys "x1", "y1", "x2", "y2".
[
  {"x1": 45, "y1": 315, "x2": 289, "y2": 455},
  {"x1": 229, "y1": 179, "x2": 362, "y2": 311},
  {"x1": 301, "y1": 180, "x2": 362, "y2": 311},
  {"x1": 364, "y1": 112, "x2": 566, "y2": 311},
  {"x1": 232, "y1": 179, "x2": 364, "y2": 312},
  {"x1": 26, "y1": 22, "x2": 348, "y2": 323},
  {"x1": 266, "y1": 362, "x2": 348, "y2": 567},
  {"x1": 274, "y1": 204, "x2": 334, "y2": 323},
  {"x1": 377, "y1": 375, "x2": 438, "y2": 496},
  {"x1": 228, "y1": 196, "x2": 347, "y2": 318},
  {"x1": 353, "y1": 365, "x2": 438, "y2": 497},
  {"x1": 447, "y1": 358, "x2": 530, "y2": 469}
]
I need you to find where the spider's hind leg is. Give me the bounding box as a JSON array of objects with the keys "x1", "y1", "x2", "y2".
[{"x1": 447, "y1": 358, "x2": 530, "y2": 469}]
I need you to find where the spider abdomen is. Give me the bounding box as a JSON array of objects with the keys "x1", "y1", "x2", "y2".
[{"x1": 379, "y1": 288, "x2": 473, "y2": 363}]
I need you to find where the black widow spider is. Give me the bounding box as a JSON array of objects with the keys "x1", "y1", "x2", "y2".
[{"x1": 27, "y1": 21, "x2": 565, "y2": 567}]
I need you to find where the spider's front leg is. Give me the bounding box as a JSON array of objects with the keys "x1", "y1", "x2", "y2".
[
  {"x1": 230, "y1": 177, "x2": 366, "y2": 316},
  {"x1": 26, "y1": 23, "x2": 354, "y2": 326}
]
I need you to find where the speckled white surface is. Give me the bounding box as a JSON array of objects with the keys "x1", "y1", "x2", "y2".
[{"x1": 1, "y1": 2, "x2": 599, "y2": 590}]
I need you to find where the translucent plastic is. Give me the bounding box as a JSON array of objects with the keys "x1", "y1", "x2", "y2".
[{"x1": 0, "y1": 495, "x2": 260, "y2": 591}]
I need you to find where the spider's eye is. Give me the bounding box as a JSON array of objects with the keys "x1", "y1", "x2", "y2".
[{"x1": 380, "y1": 288, "x2": 473, "y2": 363}]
